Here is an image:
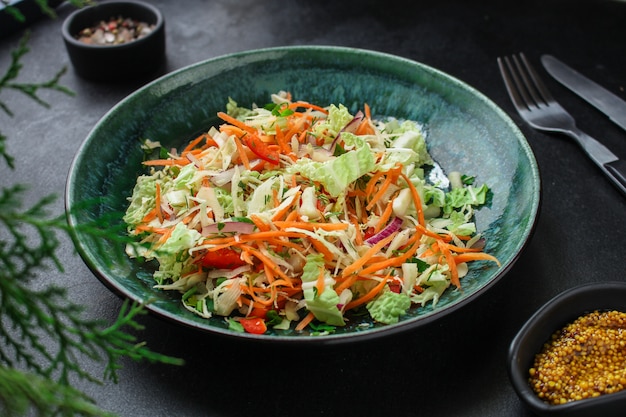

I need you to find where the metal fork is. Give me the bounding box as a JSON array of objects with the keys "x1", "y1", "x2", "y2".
[{"x1": 498, "y1": 53, "x2": 626, "y2": 197}]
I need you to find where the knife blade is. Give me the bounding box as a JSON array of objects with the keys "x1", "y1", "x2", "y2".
[{"x1": 541, "y1": 54, "x2": 626, "y2": 133}]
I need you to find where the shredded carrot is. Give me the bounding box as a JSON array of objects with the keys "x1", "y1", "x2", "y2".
[
  {"x1": 344, "y1": 274, "x2": 391, "y2": 311},
  {"x1": 374, "y1": 199, "x2": 394, "y2": 233},
  {"x1": 352, "y1": 219, "x2": 364, "y2": 246},
  {"x1": 285, "y1": 209, "x2": 300, "y2": 222},
  {"x1": 334, "y1": 273, "x2": 361, "y2": 295},
  {"x1": 358, "y1": 233, "x2": 421, "y2": 276},
  {"x1": 341, "y1": 232, "x2": 397, "y2": 277},
  {"x1": 453, "y1": 252, "x2": 501, "y2": 266},
  {"x1": 295, "y1": 311, "x2": 316, "y2": 331},
  {"x1": 355, "y1": 118, "x2": 374, "y2": 135},
  {"x1": 141, "y1": 207, "x2": 157, "y2": 223},
  {"x1": 220, "y1": 124, "x2": 245, "y2": 138},
  {"x1": 440, "y1": 242, "x2": 460, "y2": 288},
  {"x1": 274, "y1": 124, "x2": 292, "y2": 155},
  {"x1": 316, "y1": 267, "x2": 326, "y2": 295},
  {"x1": 440, "y1": 241, "x2": 483, "y2": 253},
  {"x1": 181, "y1": 211, "x2": 196, "y2": 225},
  {"x1": 365, "y1": 169, "x2": 386, "y2": 197},
  {"x1": 272, "y1": 188, "x2": 280, "y2": 208},
  {"x1": 264, "y1": 237, "x2": 305, "y2": 252},
  {"x1": 415, "y1": 223, "x2": 447, "y2": 241},
  {"x1": 239, "y1": 230, "x2": 305, "y2": 242},
  {"x1": 271, "y1": 190, "x2": 301, "y2": 222},
  {"x1": 200, "y1": 135, "x2": 219, "y2": 149},
  {"x1": 309, "y1": 238, "x2": 334, "y2": 262},
  {"x1": 250, "y1": 214, "x2": 271, "y2": 232},
  {"x1": 241, "y1": 249, "x2": 254, "y2": 265},
  {"x1": 154, "y1": 182, "x2": 163, "y2": 223},
  {"x1": 238, "y1": 244, "x2": 291, "y2": 281},
  {"x1": 399, "y1": 171, "x2": 425, "y2": 227},
  {"x1": 156, "y1": 226, "x2": 174, "y2": 245},
  {"x1": 133, "y1": 225, "x2": 169, "y2": 234},
  {"x1": 273, "y1": 221, "x2": 349, "y2": 232},
  {"x1": 288, "y1": 101, "x2": 329, "y2": 114},
  {"x1": 369, "y1": 169, "x2": 400, "y2": 202},
  {"x1": 231, "y1": 134, "x2": 251, "y2": 170},
  {"x1": 269, "y1": 278, "x2": 297, "y2": 289},
  {"x1": 202, "y1": 230, "x2": 306, "y2": 247},
  {"x1": 263, "y1": 262, "x2": 275, "y2": 284},
  {"x1": 217, "y1": 111, "x2": 257, "y2": 134},
  {"x1": 143, "y1": 158, "x2": 189, "y2": 166},
  {"x1": 366, "y1": 175, "x2": 394, "y2": 210},
  {"x1": 241, "y1": 285, "x2": 275, "y2": 306},
  {"x1": 182, "y1": 133, "x2": 207, "y2": 154},
  {"x1": 284, "y1": 120, "x2": 309, "y2": 145},
  {"x1": 364, "y1": 103, "x2": 371, "y2": 120}
]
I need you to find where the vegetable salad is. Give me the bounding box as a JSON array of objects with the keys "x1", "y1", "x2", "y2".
[{"x1": 123, "y1": 91, "x2": 498, "y2": 335}]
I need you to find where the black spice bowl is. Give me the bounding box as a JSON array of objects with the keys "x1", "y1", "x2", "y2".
[
  {"x1": 508, "y1": 281, "x2": 626, "y2": 417},
  {"x1": 62, "y1": 1, "x2": 165, "y2": 82}
]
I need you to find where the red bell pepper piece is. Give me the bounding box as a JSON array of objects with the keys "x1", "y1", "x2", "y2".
[
  {"x1": 200, "y1": 248, "x2": 247, "y2": 269},
  {"x1": 240, "y1": 317, "x2": 267, "y2": 334},
  {"x1": 241, "y1": 133, "x2": 280, "y2": 165}
]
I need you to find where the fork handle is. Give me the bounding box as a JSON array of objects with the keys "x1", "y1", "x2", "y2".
[{"x1": 604, "y1": 159, "x2": 626, "y2": 197}]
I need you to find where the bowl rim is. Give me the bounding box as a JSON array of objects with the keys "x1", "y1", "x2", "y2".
[
  {"x1": 65, "y1": 45, "x2": 541, "y2": 343},
  {"x1": 61, "y1": 0, "x2": 164, "y2": 50},
  {"x1": 508, "y1": 281, "x2": 626, "y2": 415}
]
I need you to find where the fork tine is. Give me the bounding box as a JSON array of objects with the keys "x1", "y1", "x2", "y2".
[
  {"x1": 510, "y1": 54, "x2": 543, "y2": 107},
  {"x1": 498, "y1": 53, "x2": 626, "y2": 197},
  {"x1": 498, "y1": 53, "x2": 556, "y2": 112},
  {"x1": 516, "y1": 53, "x2": 555, "y2": 106},
  {"x1": 497, "y1": 56, "x2": 528, "y2": 111}
]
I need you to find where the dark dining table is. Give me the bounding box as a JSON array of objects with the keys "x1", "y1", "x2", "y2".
[{"x1": 1, "y1": 0, "x2": 625, "y2": 416}]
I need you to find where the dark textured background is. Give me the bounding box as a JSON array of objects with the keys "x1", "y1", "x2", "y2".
[{"x1": 1, "y1": 0, "x2": 625, "y2": 416}]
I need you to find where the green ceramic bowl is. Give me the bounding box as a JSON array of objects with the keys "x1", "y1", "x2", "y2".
[{"x1": 65, "y1": 46, "x2": 540, "y2": 343}]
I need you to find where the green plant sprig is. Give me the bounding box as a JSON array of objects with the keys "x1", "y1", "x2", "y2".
[
  {"x1": 0, "y1": 31, "x2": 73, "y2": 169},
  {"x1": 0, "y1": 31, "x2": 74, "y2": 110},
  {"x1": 0, "y1": 173, "x2": 185, "y2": 416},
  {"x1": 1, "y1": 8, "x2": 184, "y2": 416},
  {"x1": 0, "y1": 365, "x2": 116, "y2": 417}
]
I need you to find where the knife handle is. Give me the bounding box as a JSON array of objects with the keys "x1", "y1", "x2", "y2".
[{"x1": 603, "y1": 159, "x2": 626, "y2": 197}]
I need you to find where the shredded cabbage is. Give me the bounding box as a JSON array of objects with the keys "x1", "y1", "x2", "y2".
[
  {"x1": 367, "y1": 290, "x2": 412, "y2": 324},
  {"x1": 123, "y1": 91, "x2": 497, "y2": 335}
]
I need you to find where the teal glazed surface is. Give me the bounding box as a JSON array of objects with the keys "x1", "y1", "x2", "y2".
[{"x1": 65, "y1": 46, "x2": 540, "y2": 343}]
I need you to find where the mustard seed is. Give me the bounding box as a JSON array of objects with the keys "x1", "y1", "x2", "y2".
[{"x1": 529, "y1": 310, "x2": 626, "y2": 405}]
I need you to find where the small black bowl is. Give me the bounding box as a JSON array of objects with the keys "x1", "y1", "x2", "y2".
[
  {"x1": 508, "y1": 281, "x2": 626, "y2": 417},
  {"x1": 62, "y1": 1, "x2": 165, "y2": 82}
]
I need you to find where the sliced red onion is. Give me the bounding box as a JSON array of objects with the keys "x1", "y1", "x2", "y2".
[
  {"x1": 185, "y1": 152, "x2": 202, "y2": 169},
  {"x1": 469, "y1": 237, "x2": 486, "y2": 250},
  {"x1": 314, "y1": 147, "x2": 335, "y2": 162},
  {"x1": 210, "y1": 168, "x2": 235, "y2": 187},
  {"x1": 328, "y1": 110, "x2": 364, "y2": 153},
  {"x1": 295, "y1": 143, "x2": 335, "y2": 162},
  {"x1": 337, "y1": 288, "x2": 353, "y2": 312},
  {"x1": 209, "y1": 160, "x2": 262, "y2": 187},
  {"x1": 202, "y1": 221, "x2": 255, "y2": 236},
  {"x1": 365, "y1": 216, "x2": 404, "y2": 245},
  {"x1": 342, "y1": 110, "x2": 365, "y2": 134}
]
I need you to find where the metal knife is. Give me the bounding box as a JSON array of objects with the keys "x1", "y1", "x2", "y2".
[{"x1": 541, "y1": 54, "x2": 626, "y2": 133}]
